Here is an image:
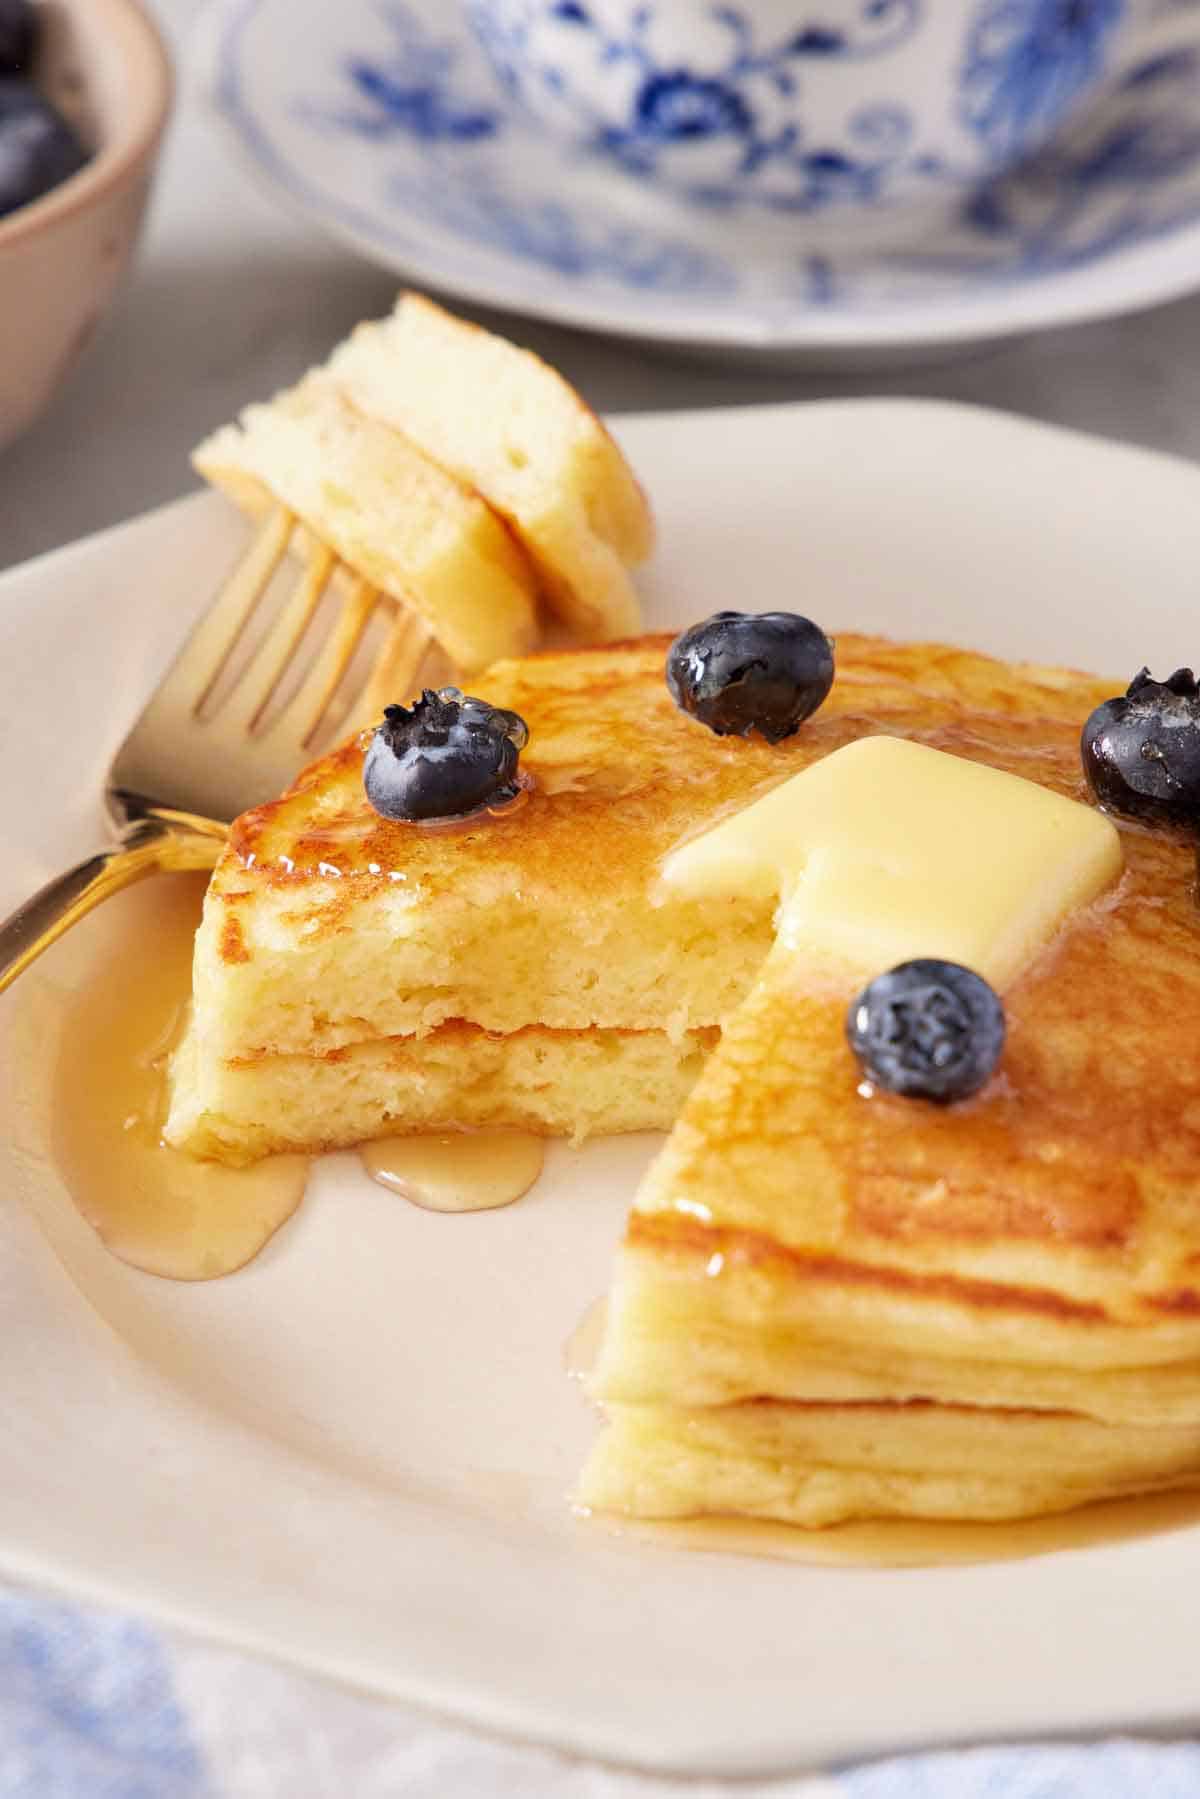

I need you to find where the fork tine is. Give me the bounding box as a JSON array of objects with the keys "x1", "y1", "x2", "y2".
[
  {"x1": 185, "y1": 505, "x2": 295, "y2": 713},
  {"x1": 264, "y1": 571, "x2": 382, "y2": 750},
  {"x1": 115, "y1": 506, "x2": 448, "y2": 826},
  {"x1": 220, "y1": 537, "x2": 337, "y2": 733}
]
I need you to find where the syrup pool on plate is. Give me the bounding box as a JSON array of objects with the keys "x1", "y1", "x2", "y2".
[
  {"x1": 564, "y1": 1297, "x2": 608, "y2": 1383},
  {"x1": 359, "y1": 1130, "x2": 544, "y2": 1213},
  {"x1": 51, "y1": 872, "x2": 308, "y2": 1281},
  {"x1": 49, "y1": 872, "x2": 545, "y2": 1279}
]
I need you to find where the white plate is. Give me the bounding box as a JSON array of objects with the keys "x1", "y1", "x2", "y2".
[
  {"x1": 196, "y1": 0, "x2": 1200, "y2": 360},
  {"x1": 4, "y1": 400, "x2": 1200, "y2": 1778}
]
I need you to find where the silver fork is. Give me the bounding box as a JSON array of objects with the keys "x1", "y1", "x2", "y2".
[{"x1": 0, "y1": 506, "x2": 434, "y2": 995}]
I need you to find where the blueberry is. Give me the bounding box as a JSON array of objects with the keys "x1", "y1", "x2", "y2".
[
  {"x1": 846, "y1": 960, "x2": 1005, "y2": 1104},
  {"x1": 0, "y1": 2, "x2": 35, "y2": 76},
  {"x1": 665, "y1": 611, "x2": 834, "y2": 743},
  {"x1": 1081, "y1": 667, "x2": 1200, "y2": 829},
  {"x1": 0, "y1": 79, "x2": 87, "y2": 218},
  {"x1": 362, "y1": 688, "x2": 529, "y2": 823}
]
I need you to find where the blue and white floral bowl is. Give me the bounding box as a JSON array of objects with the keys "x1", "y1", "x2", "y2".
[
  {"x1": 198, "y1": 0, "x2": 1200, "y2": 362},
  {"x1": 464, "y1": 0, "x2": 1142, "y2": 214}
]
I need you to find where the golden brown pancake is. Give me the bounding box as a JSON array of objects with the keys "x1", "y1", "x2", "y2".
[
  {"x1": 578, "y1": 639, "x2": 1200, "y2": 1527},
  {"x1": 167, "y1": 634, "x2": 812, "y2": 1159}
]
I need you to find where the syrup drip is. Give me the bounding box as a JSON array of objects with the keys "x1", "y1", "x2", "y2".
[
  {"x1": 359, "y1": 1129, "x2": 545, "y2": 1213},
  {"x1": 51, "y1": 874, "x2": 308, "y2": 1281},
  {"x1": 564, "y1": 1298, "x2": 608, "y2": 1383}
]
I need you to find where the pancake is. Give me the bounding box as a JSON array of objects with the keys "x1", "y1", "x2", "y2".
[{"x1": 579, "y1": 641, "x2": 1200, "y2": 1527}]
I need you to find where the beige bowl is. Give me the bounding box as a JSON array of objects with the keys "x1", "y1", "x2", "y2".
[{"x1": 0, "y1": 0, "x2": 172, "y2": 450}]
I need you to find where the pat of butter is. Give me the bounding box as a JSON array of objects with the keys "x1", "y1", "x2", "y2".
[{"x1": 660, "y1": 735, "x2": 1122, "y2": 988}]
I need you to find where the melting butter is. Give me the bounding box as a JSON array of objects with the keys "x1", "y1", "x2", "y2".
[
  {"x1": 360, "y1": 1130, "x2": 544, "y2": 1213},
  {"x1": 659, "y1": 735, "x2": 1123, "y2": 988}
]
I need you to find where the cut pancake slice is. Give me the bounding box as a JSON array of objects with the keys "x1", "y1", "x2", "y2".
[
  {"x1": 170, "y1": 633, "x2": 973, "y2": 1161},
  {"x1": 164, "y1": 631, "x2": 819, "y2": 1162},
  {"x1": 194, "y1": 373, "x2": 539, "y2": 674},
  {"x1": 581, "y1": 647, "x2": 1200, "y2": 1527},
  {"x1": 327, "y1": 292, "x2": 652, "y2": 639}
]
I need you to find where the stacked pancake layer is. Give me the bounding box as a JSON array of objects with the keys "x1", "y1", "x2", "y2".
[{"x1": 579, "y1": 643, "x2": 1200, "y2": 1527}]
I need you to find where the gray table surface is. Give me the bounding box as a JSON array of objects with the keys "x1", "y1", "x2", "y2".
[{"x1": 5, "y1": 0, "x2": 1200, "y2": 574}]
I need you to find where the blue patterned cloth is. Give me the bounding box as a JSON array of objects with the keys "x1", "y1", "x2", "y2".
[
  {"x1": 0, "y1": 1593, "x2": 203, "y2": 1799},
  {"x1": 2, "y1": 1583, "x2": 1198, "y2": 1798}
]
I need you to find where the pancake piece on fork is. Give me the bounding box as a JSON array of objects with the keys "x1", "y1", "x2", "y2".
[
  {"x1": 327, "y1": 291, "x2": 653, "y2": 641},
  {"x1": 193, "y1": 295, "x2": 654, "y2": 712},
  {"x1": 194, "y1": 373, "x2": 539, "y2": 675}
]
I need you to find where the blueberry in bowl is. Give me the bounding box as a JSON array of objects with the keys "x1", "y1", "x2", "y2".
[
  {"x1": 364, "y1": 689, "x2": 530, "y2": 823},
  {"x1": 846, "y1": 960, "x2": 1006, "y2": 1104},
  {"x1": 666, "y1": 611, "x2": 834, "y2": 743},
  {"x1": 1081, "y1": 667, "x2": 1200, "y2": 829},
  {"x1": 0, "y1": 0, "x2": 171, "y2": 449},
  {"x1": 0, "y1": 4, "x2": 88, "y2": 219},
  {"x1": 0, "y1": 79, "x2": 87, "y2": 219}
]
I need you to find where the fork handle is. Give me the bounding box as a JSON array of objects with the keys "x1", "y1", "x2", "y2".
[{"x1": 0, "y1": 813, "x2": 227, "y2": 998}]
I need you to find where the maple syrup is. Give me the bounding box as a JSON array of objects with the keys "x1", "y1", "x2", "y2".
[
  {"x1": 43, "y1": 877, "x2": 553, "y2": 1275},
  {"x1": 359, "y1": 1129, "x2": 544, "y2": 1212},
  {"x1": 50, "y1": 873, "x2": 308, "y2": 1281},
  {"x1": 564, "y1": 1297, "x2": 608, "y2": 1383}
]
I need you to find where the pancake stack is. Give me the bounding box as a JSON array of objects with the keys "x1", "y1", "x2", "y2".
[
  {"x1": 168, "y1": 615, "x2": 1200, "y2": 1528},
  {"x1": 579, "y1": 645, "x2": 1200, "y2": 1526}
]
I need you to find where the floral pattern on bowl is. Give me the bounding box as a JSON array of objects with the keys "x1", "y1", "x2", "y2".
[
  {"x1": 462, "y1": 0, "x2": 1131, "y2": 209},
  {"x1": 203, "y1": 0, "x2": 1200, "y2": 353}
]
